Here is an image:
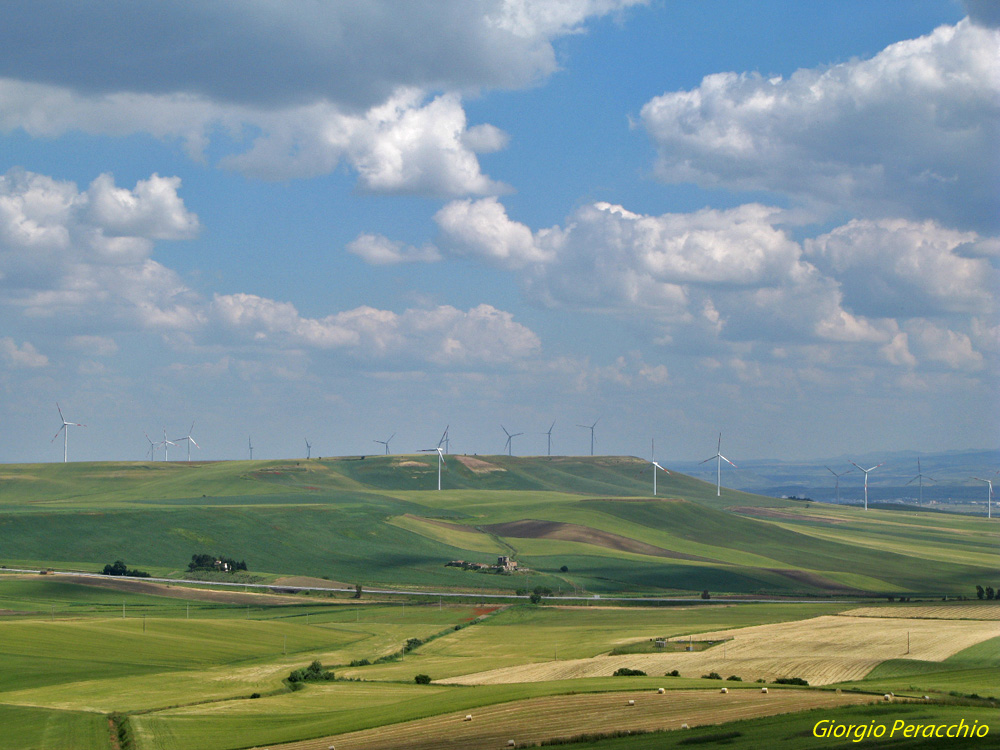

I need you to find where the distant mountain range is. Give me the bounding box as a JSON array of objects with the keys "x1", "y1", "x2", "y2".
[{"x1": 668, "y1": 449, "x2": 999, "y2": 506}]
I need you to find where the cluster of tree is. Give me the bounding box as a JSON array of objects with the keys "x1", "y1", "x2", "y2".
[
  {"x1": 287, "y1": 660, "x2": 334, "y2": 684},
  {"x1": 101, "y1": 560, "x2": 150, "y2": 578},
  {"x1": 187, "y1": 554, "x2": 247, "y2": 572},
  {"x1": 976, "y1": 585, "x2": 996, "y2": 600},
  {"x1": 613, "y1": 667, "x2": 647, "y2": 676}
]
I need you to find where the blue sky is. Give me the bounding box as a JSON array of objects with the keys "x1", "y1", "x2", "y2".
[{"x1": 0, "y1": 0, "x2": 996, "y2": 464}]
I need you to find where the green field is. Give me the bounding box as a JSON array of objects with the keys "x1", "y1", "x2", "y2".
[
  {"x1": 0, "y1": 456, "x2": 996, "y2": 748},
  {"x1": 0, "y1": 456, "x2": 996, "y2": 596}
]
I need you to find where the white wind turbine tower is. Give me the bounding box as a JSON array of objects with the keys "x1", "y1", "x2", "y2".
[
  {"x1": 501, "y1": 425, "x2": 523, "y2": 456},
  {"x1": 52, "y1": 403, "x2": 85, "y2": 463},
  {"x1": 248, "y1": 436, "x2": 254, "y2": 461},
  {"x1": 906, "y1": 459, "x2": 935, "y2": 503},
  {"x1": 850, "y1": 461, "x2": 883, "y2": 510},
  {"x1": 305, "y1": 439, "x2": 312, "y2": 459},
  {"x1": 650, "y1": 460, "x2": 670, "y2": 496},
  {"x1": 373, "y1": 433, "x2": 395, "y2": 455},
  {"x1": 420, "y1": 446, "x2": 447, "y2": 490},
  {"x1": 545, "y1": 421, "x2": 555, "y2": 456},
  {"x1": 825, "y1": 466, "x2": 852, "y2": 503},
  {"x1": 577, "y1": 418, "x2": 599, "y2": 456},
  {"x1": 972, "y1": 472, "x2": 997, "y2": 519},
  {"x1": 144, "y1": 432, "x2": 158, "y2": 461},
  {"x1": 173, "y1": 422, "x2": 199, "y2": 462},
  {"x1": 700, "y1": 433, "x2": 736, "y2": 497},
  {"x1": 437, "y1": 425, "x2": 450, "y2": 454},
  {"x1": 161, "y1": 428, "x2": 177, "y2": 462}
]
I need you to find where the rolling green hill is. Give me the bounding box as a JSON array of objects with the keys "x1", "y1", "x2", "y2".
[{"x1": 0, "y1": 455, "x2": 996, "y2": 596}]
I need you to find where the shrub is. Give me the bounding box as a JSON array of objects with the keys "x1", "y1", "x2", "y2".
[
  {"x1": 702, "y1": 672, "x2": 722, "y2": 680},
  {"x1": 414, "y1": 674, "x2": 431, "y2": 684},
  {"x1": 404, "y1": 638, "x2": 423, "y2": 652},
  {"x1": 666, "y1": 669, "x2": 681, "y2": 677},
  {"x1": 287, "y1": 660, "x2": 334, "y2": 684},
  {"x1": 560, "y1": 565, "x2": 569, "y2": 572},
  {"x1": 773, "y1": 677, "x2": 809, "y2": 686},
  {"x1": 249, "y1": 692, "x2": 261, "y2": 699},
  {"x1": 349, "y1": 658, "x2": 371, "y2": 667},
  {"x1": 613, "y1": 667, "x2": 647, "y2": 676},
  {"x1": 726, "y1": 675, "x2": 742, "y2": 681}
]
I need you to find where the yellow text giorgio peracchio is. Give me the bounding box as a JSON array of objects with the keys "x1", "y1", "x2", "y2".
[{"x1": 813, "y1": 718, "x2": 989, "y2": 742}]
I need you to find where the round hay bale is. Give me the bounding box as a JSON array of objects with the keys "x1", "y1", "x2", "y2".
[
  {"x1": 507, "y1": 741, "x2": 516, "y2": 748},
  {"x1": 465, "y1": 714, "x2": 473, "y2": 721},
  {"x1": 720, "y1": 687, "x2": 728, "y2": 694},
  {"x1": 657, "y1": 687, "x2": 665, "y2": 694},
  {"x1": 681, "y1": 723, "x2": 690, "y2": 729},
  {"x1": 627, "y1": 699, "x2": 635, "y2": 706},
  {"x1": 883, "y1": 694, "x2": 892, "y2": 701},
  {"x1": 760, "y1": 687, "x2": 768, "y2": 694}
]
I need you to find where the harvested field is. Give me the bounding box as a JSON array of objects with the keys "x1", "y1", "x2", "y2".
[
  {"x1": 454, "y1": 456, "x2": 506, "y2": 473},
  {"x1": 841, "y1": 603, "x2": 1000, "y2": 620},
  {"x1": 269, "y1": 689, "x2": 876, "y2": 750},
  {"x1": 483, "y1": 520, "x2": 719, "y2": 562},
  {"x1": 395, "y1": 461, "x2": 427, "y2": 468},
  {"x1": 440, "y1": 615, "x2": 1000, "y2": 687}
]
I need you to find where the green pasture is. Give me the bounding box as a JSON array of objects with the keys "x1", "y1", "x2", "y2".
[
  {"x1": 0, "y1": 704, "x2": 108, "y2": 750},
  {"x1": 1, "y1": 456, "x2": 996, "y2": 596}
]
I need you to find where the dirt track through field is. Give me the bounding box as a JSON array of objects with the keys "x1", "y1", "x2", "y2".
[
  {"x1": 269, "y1": 689, "x2": 876, "y2": 750},
  {"x1": 439, "y1": 615, "x2": 1000, "y2": 687}
]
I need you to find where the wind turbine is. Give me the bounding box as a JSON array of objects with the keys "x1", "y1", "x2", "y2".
[
  {"x1": 545, "y1": 421, "x2": 555, "y2": 456},
  {"x1": 577, "y1": 418, "x2": 599, "y2": 456},
  {"x1": 650, "y1": 460, "x2": 670, "y2": 496},
  {"x1": 850, "y1": 461, "x2": 883, "y2": 510},
  {"x1": 161, "y1": 428, "x2": 177, "y2": 462},
  {"x1": 52, "y1": 403, "x2": 85, "y2": 463},
  {"x1": 437, "y1": 426, "x2": 450, "y2": 454},
  {"x1": 501, "y1": 425, "x2": 523, "y2": 456},
  {"x1": 172, "y1": 422, "x2": 199, "y2": 462},
  {"x1": 144, "y1": 431, "x2": 158, "y2": 461},
  {"x1": 420, "y1": 447, "x2": 446, "y2": 490},
  {"x1": 700, "y1": 433, "x2": 736, "y2": 497},
  {"x1": 305, "y1": 439, "x2": 312, "y2": 459},
  {"x1": 248, "y1": 436, "x2": 254, "y2": 461},
  {"x1": 373, "y1": 433, "x2": 395, "y2": 455},
  {"x1": 825, "y1": 466, "x2": 853, "y2": 503},
  {"x1": 972, "y1": 472, "x2": 997, "y2": 519},
  {"x1": 905, "y1": 459, "x2": 935, "y2": 503}
]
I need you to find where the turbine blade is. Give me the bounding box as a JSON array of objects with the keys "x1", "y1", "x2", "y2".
[
  {"x1": 56, "y1": 403, "x2": 65, "y2": 421},
  {"x1": 51, "y1": 425, "x2": 66, "y2": 442},
  {"x1": 699, "y1": 456, "x2": 716, "y2": 464},
  {"x1": 720, "y1": 454, "x2": 736, "y2": 467}
]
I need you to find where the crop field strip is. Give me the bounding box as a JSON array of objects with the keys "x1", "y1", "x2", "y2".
[
  {"x1": 267, "y1": 689, "x2": 878, "y2": 750},
  {"x1": 438, "y1": 613, "x2": 1000, "y2": 686}
]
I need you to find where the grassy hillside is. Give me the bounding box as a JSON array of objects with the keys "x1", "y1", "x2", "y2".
[{"x1": 0, "y1": 456, "x2": 996, "y2": 596}]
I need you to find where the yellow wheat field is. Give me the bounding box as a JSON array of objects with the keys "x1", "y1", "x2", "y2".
[
  {"x1": 439, "y1": 615, "x2": 1000, "y2": 687},
  {"x1": 840, "y1": 603, "x2": 1000, "y2": 620},
  {"x1": 268, "y1": 689, "x2": 877, "y2": 750}
]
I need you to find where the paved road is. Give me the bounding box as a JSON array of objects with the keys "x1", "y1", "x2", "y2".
[{"x1": 1, "y1": 567, "x2": 863, "y2": 605}]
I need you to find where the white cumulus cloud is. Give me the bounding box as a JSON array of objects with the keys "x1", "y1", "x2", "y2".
[{"x1": 640, "y1": 19, "x2": 1000, "y2": 231}]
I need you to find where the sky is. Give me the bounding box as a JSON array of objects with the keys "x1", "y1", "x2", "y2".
[{"x1": 0, "y1": 0, "x2": 997, "y2": 464}]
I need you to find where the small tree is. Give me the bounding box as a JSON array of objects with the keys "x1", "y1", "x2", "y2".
[
  {"x1": 354, "y1": 583, "x2": 362, "y2": 599},
  {"x1": 414, "y1": 674, "x2": 431, "y2": 684},
  {"x1": 701, "y1": 590, "x2": 710, "y2": 600},
  {"x1": 986, "y1": 586, "x2": 996, "y2": 601},
  {"x1": 976, "y1": 585, "x2": 985, "y2": 600}
]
